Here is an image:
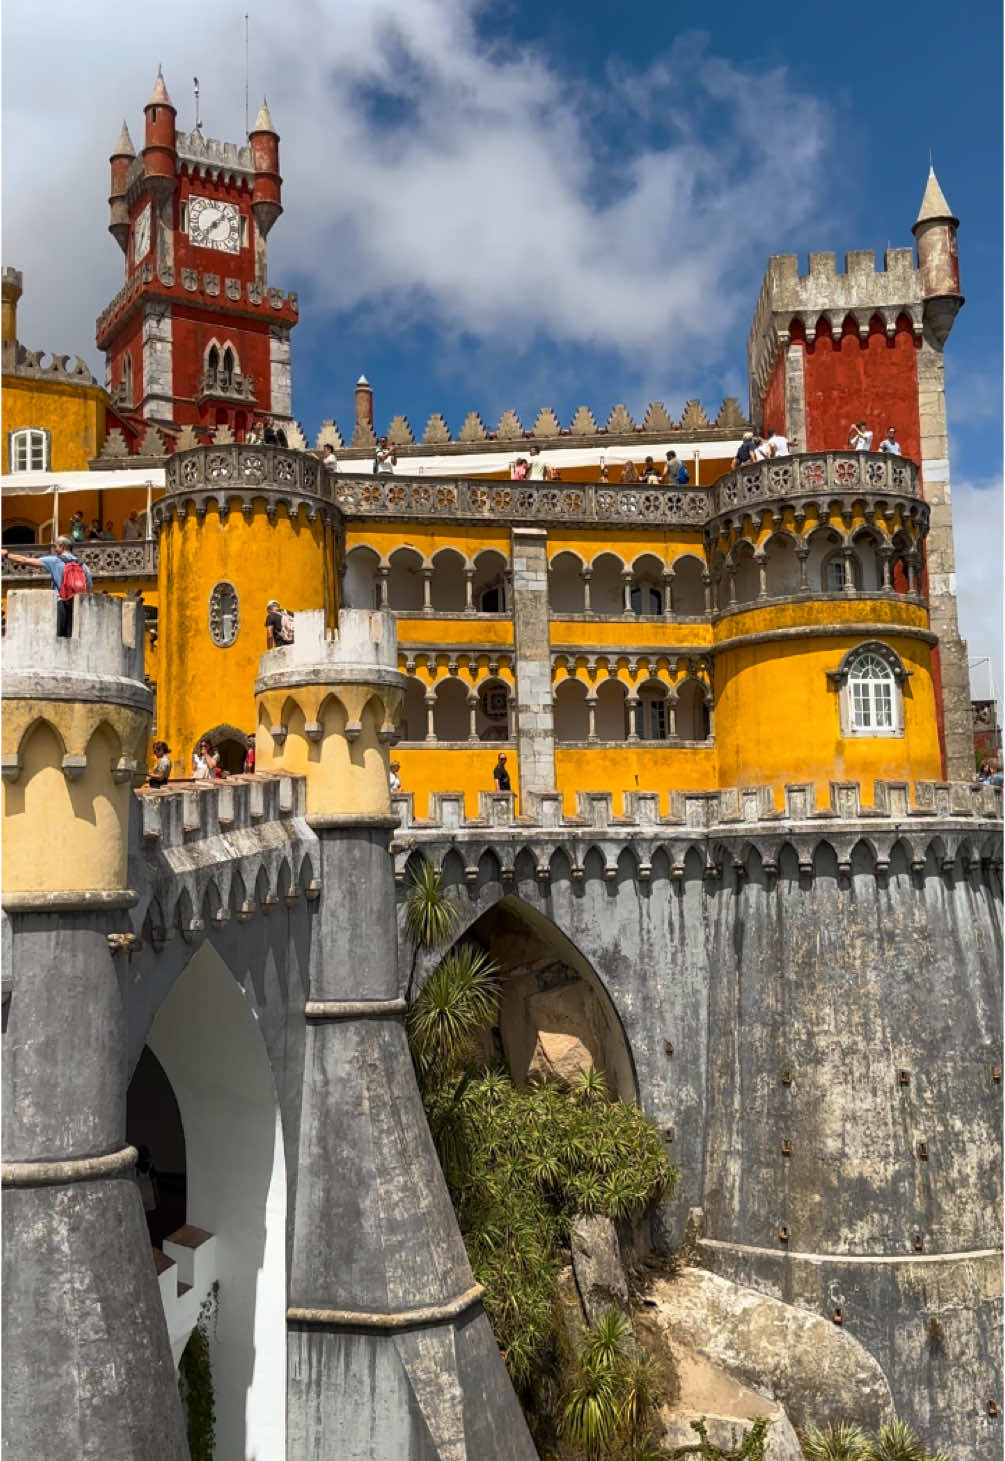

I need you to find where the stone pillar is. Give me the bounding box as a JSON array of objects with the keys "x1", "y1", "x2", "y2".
[
  {"x1": 424, "y1": 693, "x2": 437, "y2": 742},
  {"x1": 463, "y1": 567, "x2": 475, "y2": 610},
  {"x1": 917, "y1": 334, "x2": 973, "y2": 780},
  {"x1": 796, "y1": 544, "x2": 809, "y2": 592},
  {"x1": 756, "y1": 556, "x2": 768, "y2": 599},
  {"x1": 467, "y1": 693, "x2": 479, "y2": 742},
  {"x1": 420, "y1": 567, "x2": 433, "y2": 611},
  {"x1": 1, "y1": 591, "x2": 188, "y2": 1460},
  {"x1": 842, "y1": 547, "x2": 856, "y2": 595},
  {"x1": 255, "y1": 610, "x2": 536, "y2": 1460},
  {"x1": 581, "y1": 566, "x2": 593, "y2": 613},
  {"x1": 702, "y1": 571, "x2": 713, "y2": 614},
  {"x1": 878, "y1": 544, "x2": 893, "y2": 591},
  {"x1": 663, "y1": 570, "x2": 675, "y2": 617},
  {"x1": 626, "y1": 695, "x2": 640, "y2": 742},
  {"x1": 376, "y1": 564, "x2": 390, "y2": 608},
  {"x1": 621, "y1": 570, "x2": 633, "y2": 614},
  {"x1": 586, "y1": 695, "x2": 598, "y2": 742},
  {"x1": 783, "y1": 342, "x2": 807, "y2": 450},
  {"x1": 511, "y1": 527, "x2": 556, "y2": 793}
]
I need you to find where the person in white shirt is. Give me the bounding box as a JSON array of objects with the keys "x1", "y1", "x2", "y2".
[
  {"x1": 122, "y1": 511, "x2": 142, "y2": 540},
  {"x1": 374, "y1": 437, "x2": 396, "y2": 474},
  {"x1": 753, "y1": 436, "x2": 774, "y2": 462},
  {"x1": 879, "y1": 427, "x2": 901, "y2": 456},
  {"x1": 389, "y1": 760, "x2": 402, "y2": 792},
  {"x1": 527, "y1": 445, "x2": 547, "y2": 480},
  {"x1": 848, "y1": 420, "x2": 873, "y2": 451},
  {"x1": 766, "y1": 428, "x2": 789, "y2": 457},
  {"x1": 321, "y1": 444, "x2": 339, "y2": 471}
]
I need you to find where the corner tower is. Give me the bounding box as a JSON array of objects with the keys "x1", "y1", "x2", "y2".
[
  {"x1": 97, "y1": 70, "x2": 298, "y2": 438},
  {"x1": 746, "y1": 171, "x2": 972, "y2": 780}
]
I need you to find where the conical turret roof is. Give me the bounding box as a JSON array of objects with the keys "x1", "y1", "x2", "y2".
[
  {"x1": 914, "y1": 167, "x2": 958, "y2": 228},
  {"x1": 111, "y1": 120, "x2": 136, "y2": 158},
  {"x1": 251, "y1": 98, "x2": 277, "y2": 135},
  {"x1": 148, "y1": 66, "x2": 173, "y2": 108}
]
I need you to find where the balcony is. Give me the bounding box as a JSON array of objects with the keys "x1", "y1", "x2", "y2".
[
  {"x1": 196, "y1": 367, "x2": 256, "y2": 406},
  {"x1": 1, "y1": 540, "x2": 158, "y2": 585}
]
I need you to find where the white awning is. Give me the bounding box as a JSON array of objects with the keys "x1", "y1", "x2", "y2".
[{"x1": 1, "y1": 468, "x2": 166, "y2": 497}]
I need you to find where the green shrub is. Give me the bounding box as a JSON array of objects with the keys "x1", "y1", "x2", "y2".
[{"x1": 177, "y1": 1283, "x2": 219, "y2": 1461}]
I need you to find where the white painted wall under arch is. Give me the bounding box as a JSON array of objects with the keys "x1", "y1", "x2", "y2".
[{"x1": 148, "y1": 942, "x2": 286, "y2": 1461}]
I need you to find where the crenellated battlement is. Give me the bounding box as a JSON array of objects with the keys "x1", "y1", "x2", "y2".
[{"x1": 2, "y1": 589, "x2": 149, "y2": 696}]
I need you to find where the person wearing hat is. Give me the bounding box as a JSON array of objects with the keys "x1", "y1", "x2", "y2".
[
  {"x1": 732, "y1": 431, "x2": 756, "y2": 470},
  {"x1": 264, "y1": 598, "x2": 294, "y2": 649}
]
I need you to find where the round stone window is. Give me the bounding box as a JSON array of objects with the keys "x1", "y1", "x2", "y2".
[{"x1": 209, "y1": 581, "x2": 240, "y2": 647}]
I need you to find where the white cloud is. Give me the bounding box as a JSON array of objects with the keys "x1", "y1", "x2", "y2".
[
  {"x1": 951, "y1": 477, "x2": 1004, "y2": 705},
  {"x1": 2, "y1": 1, "x2": 833, "y2": 386}
]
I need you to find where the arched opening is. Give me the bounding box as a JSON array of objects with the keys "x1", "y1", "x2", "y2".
[
  {"x1": 430, "y1": 548, "x2": 467, "y2": 612},
  {"x1": 764, "y1": 534, "x2": 800, "y2": 596},
  {"x1": 387, "y1": 547, "x2": 424, "y2": 611},
  {"x1": 637, "y1": 679, "x2": 670, "y2": 740},
  {"x1": 195, "y1": 725, "x2": 250, "y2": 775},
  {"x1": 402, "y1": 676, "x2": 428, "y2": 740},
  {"x1": 126, "y1": 1045, "x2": 186, "y2": 1250},
  {"x1": 806, "y1": 526, "x2": 843, "y2": 592},
  {"x1": 2, "y1": 521, "x2": 38, "y2": 545},
  {"x1": 595, "y1": 677, "x2": 628, "y2": 741},
  {"x1": 451, "y1": 896, "x2": 637, "y2": 1102},
  {"x1": 554, "y1": 676, "x2": 589, "y2": 742},
  {"x1": 472, "y1": 549, "x2": 508, "y2": 614},
  {"x1": 433, "y1": 677, "x2": 470, "y2": 741},
  {"x1": 670, "y1": 555, "x2": 705, "y2": 617},
  {"x1": 589, "y1": 553, "x2": 624, "y2": 615},
  {"x1": 731, "y1": 542, "x2": 759, "y2": 603},
  {"x1": 476, "y1": 676, "x2": 510, "y2": 741},
  {"x1": 206, "y1": 343, "x2": 221, "y2": 375},
  {"x1": 343, "y1": 546, "x2": 380, "y2": 609},
  {"x1": 629, "y1": 553, "x2": 665, "y2": 616},
  {"x1": 549, "y1": 551, "x2": 585, "y2": 614},
  {"x1": 852, "y1": 530, "x2": 882, "y2": 592},
  {"x1": 142, "y1": 942, "x2": 286, "y2": 1459},
  {"x1": 822, "y1": 549, "x2": 860, "y2": 593},
  {"x1": 221, "y1": 345, "x2": 236, "y2": 388},
  {"x1": 676, "y1": 679, "x2": 710, "y2": 741}
]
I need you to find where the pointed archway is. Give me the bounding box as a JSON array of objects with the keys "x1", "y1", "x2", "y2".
[{"x1": 453, "y1": 895, "x2": 638, "y2": 1102}]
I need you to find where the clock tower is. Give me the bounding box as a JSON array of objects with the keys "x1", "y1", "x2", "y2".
[{"x1": 98, "y1": 69, "x2": 298, "y2": 440}]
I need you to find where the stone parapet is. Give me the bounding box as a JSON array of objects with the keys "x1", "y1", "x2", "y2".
[
  {"x1": 2, "y1": 589, "x2": 149, "y2": 707},
  {"x1": 1, "y1": 542, "x2": 158, "y2": 585},
  {"x1": 155, "y1": 444, "x2": 340, "y2": 528}
]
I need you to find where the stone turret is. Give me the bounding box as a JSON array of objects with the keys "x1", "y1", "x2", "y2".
[
  {"x1": 249, "y1": 99, "x2": 282, "y2": 281},
  {"x1": 107, "y1": 120, "x2": 136, "y2": 254},
  {"x1": 2, "y1": 588, "x2": 188, "y2": 1458},
  {"x1": 142, "y1": 67, "x2": 177, "y2": 204},
  {"x1": 1, "y1": 590, "x2": 152, "y2": 904},
  {"x1": 253, "y1": 607, "x2": 536, "y2": 1459},
  {"x1": 912, "y1": 167, "x2": 963, "y2": 346},
  {"x1": 2, "y1": 264, "x2": 22, "y2": 372}
]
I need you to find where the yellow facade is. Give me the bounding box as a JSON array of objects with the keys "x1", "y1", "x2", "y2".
[
  {"x1": 2, "y1": 374, "x2": 107, "y2": 474},
  {"x1": 157, "y1": 503, "x2": 338, "y2": 772}
]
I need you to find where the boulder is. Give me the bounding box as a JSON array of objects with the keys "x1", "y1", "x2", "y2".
[
  {"x1": 646, "y1": 1266, "x2": 895, "y2": 1434},
  {"x1": 658, "y1": 1341, "x2": 802, "y2": 1461},
  {"x1": 527, "y1": 1029, "x2": 594, "y2": 1086},
  {"x1": 570, "y1": 1213, "x2": 631, "y2": 1327}
]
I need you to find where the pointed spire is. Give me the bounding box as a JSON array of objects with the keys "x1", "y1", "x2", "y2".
[
  {"x1": 251, "y1": 98, "x2": 277, "y2": 135},
  {"x1": 915, "y1": 167, "x2": 958, "y2": 227},
  {"x1": 111, "y1": 120, "x2": 136, "y2": 158},
  {"x1": 148, "y1": 65, "x2": 172, "y2": 108}
]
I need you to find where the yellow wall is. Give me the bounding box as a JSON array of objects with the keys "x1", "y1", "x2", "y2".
[
  {"x1": 2, "y1": 374, "x2": 107, "y2": 473},
  {"x1": 394, "y1": 745, "x2": 516, "y2": 820},
  {"x1": 555, "y1": 745, "x2": 718, "y2": 817},
  {"x1": 158, "y1": 503, "x2": 334, "y2": 771},
  {"x1": 255, "y1": 686, "x2": 398, "y2": 819}
]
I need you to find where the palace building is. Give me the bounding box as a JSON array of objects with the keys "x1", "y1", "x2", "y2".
[{"x1": 2, "y1": 70, "x2": 1001, "y2": 1461}]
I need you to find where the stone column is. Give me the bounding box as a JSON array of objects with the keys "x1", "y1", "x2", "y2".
[
  {"x1": 621, "y1": 570, "x2": 633, "y2": 614},
  {"x1": 702, "y1": 571, "x2": 713, "y2": 615},
  {"x1": 586, "y1": 695, "x2": 598, "y2": 743},
  {"x1": 796, "y1": 544, "x2": 809, "y2": 593},
  {"x1": 420, "y1": 567, "x2": 433, "y2": 611},
  {"x1": 511, "y1": 527, "x2": 556, "y2": 793},
  {"x1": 878, "y1": 544, "x2": 893, "y2": 591},
  {"x1": 663, "y1": 570, "x2": 675, "y2": 617},
  {"x1": 843, "y1": 547, "x2": 856, "y2": 595},
  {"x1": 2, "y1": 592, "x2": 187, "y2": 1460},
  {"x1": 917, "y1": 335, "x2": 973, "y2": 779},
  {"x1": 255, "y1": 611, "x2": 536, "y2": 1461},
  {"x1": 626, "y1": 695, "x2": 640, "y2": 742},
  {"x1": 467, "y1": 693, "x2": 479, "y2": 742},
  {"x1": 756, "y1": 555, "x2": 768, "y2": 599},
  {"x1": 376, "y1": 565, "x2": 390, "y2": 608},
  {"x1": 463, "y1": 567, "x2": 475, "y2": 610},
  {"x1": 424, "y1": 693, "x2": 437, "y2": 743},
  {"x1": 581, "y1": 567, "x2": 593, "y2": 613}
]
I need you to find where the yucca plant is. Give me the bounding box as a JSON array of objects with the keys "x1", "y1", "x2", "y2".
[
  {"x1": 572, "y1": 1064, "x2": 610, "y2": 1103},
  {"x1": 403, "y1": 857, "x2": 460, "y2": 1005},
  {"x1": 864, "y1": 1419, "x2": 949, "y2": 1461},
  {"x1": 560, "y1": 1360, "x2": 618, "y2": 1454},
  {"x1": 801, "y1": 1423, "x2": 869, "y2": 1461},
  {"x1": 580, "y1": 1307, "x2": 633, "y2": 1371},
  {"x1": 617, "y1": 1350, "x2": 661, "y2": 1439}
]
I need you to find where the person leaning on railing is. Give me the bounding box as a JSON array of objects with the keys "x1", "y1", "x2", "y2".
[{"x1": 1, "y1": 537, "x2": 93, "y2": 638}]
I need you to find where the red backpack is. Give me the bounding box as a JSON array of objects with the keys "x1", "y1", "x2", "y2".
[{"x1": 58, "y1": 560, "x2": 89, "y2": 601}]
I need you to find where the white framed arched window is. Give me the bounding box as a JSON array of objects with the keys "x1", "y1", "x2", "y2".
[
  {"x1": 9, "y1": 428, "x2": 50, "y2": 473},
  {"x1": 829, "y1": 641, "x2": 907, "y2": 738}
]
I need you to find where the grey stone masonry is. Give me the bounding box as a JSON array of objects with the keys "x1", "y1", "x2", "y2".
[{"x1": 511, "y1": 526, "x2": 556, "y2": 792}]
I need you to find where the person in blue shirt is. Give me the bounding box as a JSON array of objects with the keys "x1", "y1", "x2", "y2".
[{"x1": 2, "y1": 536, "x2": 93, "y2": 637}]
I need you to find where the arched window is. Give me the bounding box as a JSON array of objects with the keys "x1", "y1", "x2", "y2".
[
  {"x1": 830, "y1": 642, "x2": 907, "y2": 737},
  {"x1": 121, "y1": 355, "x2": 134, "y2": 404},
  {"x1": 222, "y1": 346, "x2": 236, "y2": 387},
  {"x1": 9, "y1": 428, "x2": 49, "y2": 473},
  {"x1": 207, "y1": 343, "x2": 221, "y2": 375}
]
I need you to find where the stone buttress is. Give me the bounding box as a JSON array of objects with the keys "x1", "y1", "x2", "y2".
[
  {"x1": 1, "y1": 590, "x2": 188, "y2": 1459},
  {"x1": 255, "y1": 608, "x2": 537, "y2": 1460}
]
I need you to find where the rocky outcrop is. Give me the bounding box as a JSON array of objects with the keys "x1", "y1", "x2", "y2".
[
  {"x1": 570, "y1": 1214, "x2": 631, "y2": 1327},
  {"x1": 646, "y1": 1266, "x2": 896, "y2": 1435}
]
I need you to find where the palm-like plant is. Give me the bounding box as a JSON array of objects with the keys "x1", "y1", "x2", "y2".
[
  {"x1": 617, "y1": 1350, "x2": 660, "y2": 1438},
  {"x1": 580, "y1": 1307, "x2": 633, "y2": 1370},
  {"x1": 571, "y1": 1064, "x2": 610, "y2": 1103},
  {"x1": 403, "y1": 858, "x2": 460, "y2": 1005},
  {"x1": 406, "y1": 943, "x2": 501, "y2": 1078},
  {"x1": 560, "y1": 1360, "x2": 618, "y2": 1455}
]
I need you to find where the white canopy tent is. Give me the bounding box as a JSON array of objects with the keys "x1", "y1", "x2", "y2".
[{"x1": 1, "y1": 469, "x2": 166, "y2": 541}]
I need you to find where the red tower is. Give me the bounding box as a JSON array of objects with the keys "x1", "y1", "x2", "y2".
[{"x1": 97, "y1": 72, "x2": 298, "y2": 442}]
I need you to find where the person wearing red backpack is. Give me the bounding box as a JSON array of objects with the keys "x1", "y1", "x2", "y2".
[{"x1": 2, "y1": 536, "x2": 93, "y2": 637}]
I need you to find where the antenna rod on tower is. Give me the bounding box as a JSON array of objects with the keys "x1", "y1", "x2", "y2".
[
  {"x1": 244, "y1": 13, "x2": 250, "y2": 137},
  {"x1": 194, "y1": 76, "x2": 200, "y2": 130}
]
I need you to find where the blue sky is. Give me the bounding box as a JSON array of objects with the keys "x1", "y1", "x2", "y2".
[{"x1": 3, "y1": 0, "x2": 1001, "y2": 693}]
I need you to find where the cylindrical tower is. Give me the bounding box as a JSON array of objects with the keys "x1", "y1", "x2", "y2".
[
  {"x1": 249, "y1": 100, "x2": 282, "y2": 237},
  {"x1": 141, "y1": 68, "x2": 177, "y2": 205},
  {"x1": 912, "y1": 167, "x2": 963, "y2": 346},
  {"x1": 352, "y1": 373, "x2": 375, "y2": 446},
  {"x1": 153, "y1": 443, "x2": 341, "y2": 776},
  {"x1": 107, "y1": 121, "x2": 135, "y2": 255},
  {"x1": 2, "y1": 265, "x2": 23, "y2": 349},
  {"x1": 1, "y1": 590, "x2": 188, "y2": 1458},
  {"x1": 253, "y1": 608, "x2": 537, "y2": 1459}
]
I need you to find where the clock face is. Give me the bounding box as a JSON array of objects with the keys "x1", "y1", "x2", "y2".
[
  {"x1": 133, "y1": 204, "x2": 152, "y2": 264},
  {"x1": 188, "y1": 195, "x2": 241, "y2": 254}
]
